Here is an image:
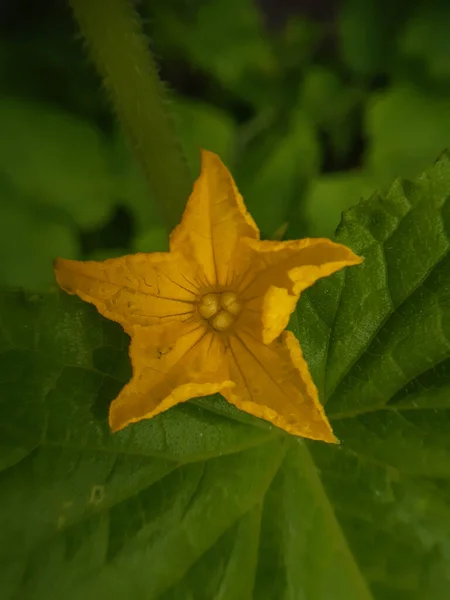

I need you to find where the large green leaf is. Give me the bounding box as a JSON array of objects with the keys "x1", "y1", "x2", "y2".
[
  {"x1": 0, "y1": 193, "x2": 78, "y2": 289},
  {"x1": 110, "y1": 130, "x2": 162, "y2": 236},
  {"x1": 399, "y1": 4, "x2": 450, "y2": 81},
  {"x1": 1, "y1": 155, "x2": 450, "y2": 598},
  {"x1": 338, "y1": 0, "x2": 406, "y2": 76},
  {"x1": 304, "y1": 170, "x2": 375, "y2": 237},
  {"x1": 300, "y1": 66, "x2": 362, "y2": 164},
  {"x1": 149, "y1": 0, "x2": 275, "y2": 107},
  {"x1": 0, "y1": 98, "x2": 115, "y2": 229},
  {"x1": 366, "y1": 85, "x2": 450, "y2": 184},
  {"x1": 237, "y1": 110, "x2": 320, "y2": 238},
  {"x1": 295, "y1": 153, "x2": 450, "y2": 599},
  {"x1": 173, "y1": 98, "x2": 236, "y2": 179}
]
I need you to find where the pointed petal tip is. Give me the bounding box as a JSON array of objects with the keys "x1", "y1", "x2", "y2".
[
  {"x1": 351, "y1": 251, "x2": 364, "y2": 265},
  {"x1": 330, "y1": 241, "x2": 364, "y2": 267},
  {"x1": 200, "y1": 147, "x2": 219, "y2": 162},
  {"x1": 298, "y1": 422, "x2": 338, "y2": 444},
  {"x1": 53, "y1": 256, "x2": 77, "y2": 274},
  {"x1": 108, "y1": 411, "x2": 126, "y2": 434},
  {"x1": 327, "y1": 431, "x2": 340, "y2": 445},
  {"x1": 108, "y1": 378, "x2": 236, "y2": 435},
  {"x1": 53, "y1": 257, "x2": 76, "y2": 294},
  {"x1": 311, "y1": 237, "x2": 364, "y2": 267},
  {"x1": 53, "y1": 256, "x2": 64, "y2": 271},
  {"x1": 298, "y1": 419, "x2": 338, "y2": 444},
  {"x1": 108, "y1": 396, "x2": 140, "y2": 433},
  {"x1": 52, "y1": 257, "x2": 60, "y2": 278},
  {"x1": 302, "y1": 432, "x2": 339, "y2": 444},
  {"x1": 199, "y1": 148, "x2": 223, "y2": 174}
]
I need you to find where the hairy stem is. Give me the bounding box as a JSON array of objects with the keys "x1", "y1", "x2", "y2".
[{"x1": 69, "y1": 0, "x2": 192, "y2": 228}]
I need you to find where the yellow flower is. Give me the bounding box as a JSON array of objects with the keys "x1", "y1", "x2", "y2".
[{"x1": 54, "y1": 150, "x2": 362, "y2": 442}]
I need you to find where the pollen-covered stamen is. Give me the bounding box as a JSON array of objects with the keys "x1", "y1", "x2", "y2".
[
  {"x1": 211, "y1": 309, "x2": 235, "y2": 331},
  {"x1": 220, "y1": 291, "x2": 242, "y2": 315},
  {"x1": 198, "y1": 292, "x2": 220, "y2": 319},
  {"x1": 198, "y1": 290, "x2": 243, "y2": 331}
]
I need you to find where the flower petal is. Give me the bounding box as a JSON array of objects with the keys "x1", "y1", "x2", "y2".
[
  {"x1": 170, "y1": 149, "x2": 259, "y2": 287},
  {"x1": 240, "y1": 237, "x2": 363, "y2": 344},
  {"x1": 109, "y1": 322, "x2": 234, "y2": 431},
  {"x1": 54, "y1": 253, "x2": 203, "y2": 333},
  {"x1": 223, "y1": 329, "x2": 337, "y2": 442}
]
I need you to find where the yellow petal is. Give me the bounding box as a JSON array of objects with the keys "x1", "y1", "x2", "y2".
[
  {"x1": 54, "y1": 252, "x2": 204, "y2": 333},
  {"x1": 109, "y1": 322, "x2": 234, "y2": 431},
  {"x1": 170, "y1": 149, "x2": 259, "y2": 287},
  {"x1": 239, "y1": 237, "x2": 363, "y2": 344},
  {"x1": 223, "y1": 329, "x2": 337, "y2": 442}
]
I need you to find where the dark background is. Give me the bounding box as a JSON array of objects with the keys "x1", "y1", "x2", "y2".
[{"x1": 1, "y1": 0, "x2": 449, "y2": 288}]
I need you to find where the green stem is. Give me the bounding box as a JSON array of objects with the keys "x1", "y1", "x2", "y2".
[{"x1": 69, "y1": 0, "x2": 192, "y2": 229}]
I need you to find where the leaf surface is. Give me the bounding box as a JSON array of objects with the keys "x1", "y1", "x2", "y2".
[
  {"x1": 1, "y1": 155, "x2": 450, "y2": 599},
  {"x1": 0, "y1": 99, "x2": 115, "y2": 228},
  {"x1": 366, "y1": 86, "x2": 450, "y2": 184}
]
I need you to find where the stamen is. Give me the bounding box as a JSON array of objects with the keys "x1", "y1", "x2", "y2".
[
  {"x1": 198, "y1": 290, "x2": 243, "y2": 331},
  {"x1": 198, "y1": 293, "x2": 219, "y2": 319},
  {"x1": 220, "y1": 291, "x2": 242, "y2": 316},
  {"x1": 212, "y1": 309, "x2": 235, "y2": 331}
]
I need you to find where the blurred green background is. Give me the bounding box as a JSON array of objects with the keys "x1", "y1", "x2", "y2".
[{"x1": 1, "y1": 0, "x2": 450, "y2": 290}]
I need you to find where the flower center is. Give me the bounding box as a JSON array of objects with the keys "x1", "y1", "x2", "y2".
[{"x1": 197, "y1": 291, "x2": 242, "y2": 331}]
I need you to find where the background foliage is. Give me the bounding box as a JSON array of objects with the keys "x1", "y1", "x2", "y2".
[
  {"x1": 1, "y1": 0, "x2": 450, "y2": 598},
  {"x1": 1, "y1": 0, "x2": 450, "y2": 288}
]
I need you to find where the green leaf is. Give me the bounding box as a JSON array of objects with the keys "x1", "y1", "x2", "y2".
[
  {"x1": 173, "y1": 98, "x2": 236, "y2": 179},
  {"x1": 304, "y1": 170, "x2": 375, "y2": 237},
  {"x1": 237, "y1": 110, "x2": 320, "y2": 237},
  {"x1": 338, "y1": 0, "x2": 405, "y2": 75},
  {"x1": 2, "y1": 155, "x2": 450, "y2": 598},
  {"x1": 299, "y1": 66, "x2": 363, "y2": 163},
  {"x1": 399, "y1": 4, "x2": 450, "y2": 81},
  {"x1": 133, "y1": 227, "x2": 169, "y2": 253},
  {"x1": 294, "y1": 153, "x2": 450, "y2": 598},
  {"x1": 150, "y1": 0, "x2": 276, "y2": 106},
  {"x1": 366, "y1": 85, "x2": 450, "y2": 184},
  {"x1": 0, "y1": 99, "x2": 115, "y2": 229},
  {"x1": 110, "y1": 131, "x2": 163, "y2": 235},
  {"x1": 0, "y1": 191, "x2": 78, "y2": 290},
  {"x1": 275, "y1": 17, "x2": 321, "y2": 72}
]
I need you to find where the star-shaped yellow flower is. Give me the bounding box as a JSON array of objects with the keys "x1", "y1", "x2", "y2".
[{"x1": 54, "y1": 150, "x2": 362, "y2": 442}]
